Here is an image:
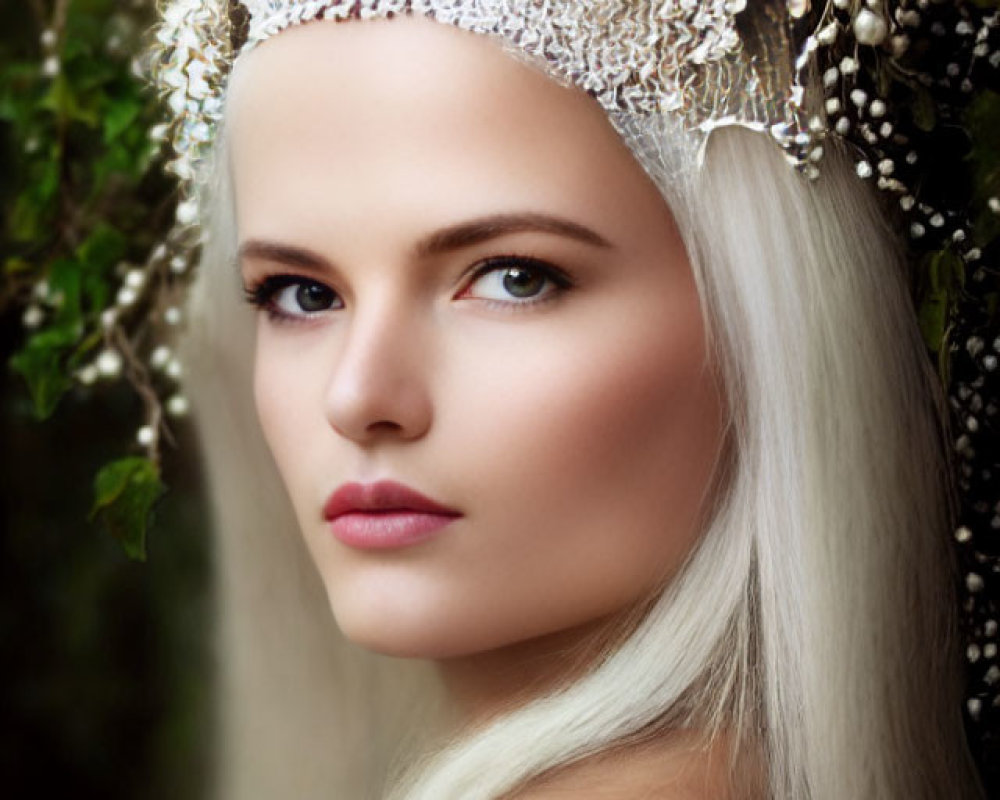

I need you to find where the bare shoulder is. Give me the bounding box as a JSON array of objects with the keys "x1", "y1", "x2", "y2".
[{"x1": 507, "y1": 730, "x2": 765, "y2": 800}]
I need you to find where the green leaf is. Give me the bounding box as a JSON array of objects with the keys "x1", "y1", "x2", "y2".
[
  {"x1": 4, "y1": 257, "x2": 33, "y2": 275},
  {"x1": 911, "y1": 87, "x2": 937, "y2": 133},
  {"x1": 76, "y1": 223, "x2": 127, "y2": 275},
  {"x1": 102, "y1": 96, "x2": 143, "y2": 144},
  {"x1": 9, "y1": 335, "x2": 75, "y2": 419},
  {"x1": 90, "y1": 457, "x2": 166, "y2": 562},
  {"x1": 48, "y1": 257, "x2": 84, "y2": 327},
  {"x1": 9, "y1": 194, "x2": 47, "y2": 242},
  {"x1": 38, "y1": 73, "x2": 99, "y2": 128}
]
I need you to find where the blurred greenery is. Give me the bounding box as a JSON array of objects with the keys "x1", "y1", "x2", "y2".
[{"x1": 1, "y1": 1, "x2": 211, "y2": 797}]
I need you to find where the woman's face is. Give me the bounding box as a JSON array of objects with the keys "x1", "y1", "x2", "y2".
[{"x1": 228, "y1": 17, "x2": 726, "y2": 661}]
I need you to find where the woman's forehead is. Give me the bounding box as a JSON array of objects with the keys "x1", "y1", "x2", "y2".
[{"x1": 225, "y1": 16, "x2": 672, "y2": 250}]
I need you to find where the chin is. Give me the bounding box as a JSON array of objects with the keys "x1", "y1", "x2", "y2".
[{"x1": 322, "y1": 581, "x2": 476, "y2": 659}]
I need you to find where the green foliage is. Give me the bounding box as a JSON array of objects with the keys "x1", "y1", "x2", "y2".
[
  {"x1": 0, "y1": 0, "x2": 173, "y2": 558},
  {"x1": 965, "y1": 88, "x2": 1000, "y2": 248},
  {"x1": 90, "y1": 457, "x2": 166, "y2": 562}
]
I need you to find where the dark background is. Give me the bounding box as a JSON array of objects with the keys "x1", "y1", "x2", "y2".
[{"x1": 0, "y1": 0, "x2": 213, "y2": 797}]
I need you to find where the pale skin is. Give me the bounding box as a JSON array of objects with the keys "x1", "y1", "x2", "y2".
[{"x1": 228, "y1": 15, "x2": 732, "y2": 798}]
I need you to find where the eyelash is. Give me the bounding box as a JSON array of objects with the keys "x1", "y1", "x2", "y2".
[{"x1": 242, "y1": 256, "x2": 574, "y2": 324}]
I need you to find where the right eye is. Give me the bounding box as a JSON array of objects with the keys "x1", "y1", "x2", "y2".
[{"x1": 243, "y1": 275, "x2": 343, "y2": 322}]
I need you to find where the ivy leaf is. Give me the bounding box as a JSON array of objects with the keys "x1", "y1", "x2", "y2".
[
  {"x1": 76, "y1": 223, "x2": 127, "y2": 276},
  {"x1": 9, "y1": 330, "x2": 76, "y2": 419},
  {"x1": 102, "y1": 96, "x2": 143, "y2": 145},
  {"x1": 89, "y1": 457, "x2": 166, "y2": 562},
  {"x1": 918, "y1": 285, "x2": 949, "y2": 358},
  {"x1": 48, "y1": 257, "x2": 83, "y2": 327},
  {"x1": 38, "y1": 73, "x2": 99, "y2": 128},
  {"x1": 4, "y1": 256, "x2": 33, "y2": 275},
  {"x1": 911, "y1": 87, "x2": 937, "y2": 133}
]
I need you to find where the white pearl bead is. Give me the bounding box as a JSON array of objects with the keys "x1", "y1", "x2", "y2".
[
  {"x1": 96, "y1": 349, "x2": 123, "y2": 378},
  {"x1": 137, "y1": 426, "x2": 156, "y2": 447},
  {"x1": 175, "y1": 198, "x2": 198, "y2": 226},
  {"x1": 854, "y1": 8, "x2": 888, "y2": 45},
  {"x1": 788, "y1": 0, "x2": 809, "y2": 19},
  {"x1": 167, "y1": 395, "x2": 190, "y2": 417},
  {"x1": 150, "y1": 346, "x2": 172, "y2": 369},
  {"x1": 125, "y1": 269, "x2": 145, "y2": 289},
  {"x1": 22, "y1": 305, "x2": 44, "y2": 329},
  {"x1": 77, "y1": 364, "x2": 99, "y2": 386},
  {"x1": 817, "y1": 22, "x2": 838, "y2": 46},
  {"x1": 116, "y1": 286, "x2": 138, "y2": 308}
]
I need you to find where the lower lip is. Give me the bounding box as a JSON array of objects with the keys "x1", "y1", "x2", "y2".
[{"x1": 328, "y1": 511, "x2": 459, "y2": 550}]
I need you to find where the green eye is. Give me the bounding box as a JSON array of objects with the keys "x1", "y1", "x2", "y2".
[
  {"x1": 500, "y1": 266, "x2": 548, "y2": 298},
  {"x1": 293, "y1": 282, "x2": 337, "y2": 312},
  {"x1": 464, "y1": 257, "x2": 571, "y2": 306}
]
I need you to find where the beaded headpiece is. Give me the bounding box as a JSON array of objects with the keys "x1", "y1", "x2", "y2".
[{"x1": 8, "y1": 0, "x2": 1000, "y2": 785}]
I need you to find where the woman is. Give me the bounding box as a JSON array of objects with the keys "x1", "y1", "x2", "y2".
[{"x1": 158, "y1": 1, "x2": 988, "y2": 797}]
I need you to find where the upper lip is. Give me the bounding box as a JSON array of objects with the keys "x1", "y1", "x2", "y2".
[{"x1": 323, "y1": 480, "x2": 462, "y2": 520}]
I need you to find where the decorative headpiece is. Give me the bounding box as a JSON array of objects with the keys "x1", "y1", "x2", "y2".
[{"x1": 7, "y1": 0, "x2": 1000, "y2": 785}]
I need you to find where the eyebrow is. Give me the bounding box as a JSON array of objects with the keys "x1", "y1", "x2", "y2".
[{"x1": 236, "y1": 212, "x2": 613, "y2": 270}]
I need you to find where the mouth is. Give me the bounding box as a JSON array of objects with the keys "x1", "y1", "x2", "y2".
[{"x1": 323, "y1": 480, "x2": 462, "y2": 550}]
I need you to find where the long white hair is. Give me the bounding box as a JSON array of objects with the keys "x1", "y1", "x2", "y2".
[{"x1": 180, "y1": 57, "x2": 985, "y2": 798}]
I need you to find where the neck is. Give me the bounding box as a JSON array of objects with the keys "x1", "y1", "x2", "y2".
[{"x1": 435, "y1": 614, "x2": 625, "y2": 728}]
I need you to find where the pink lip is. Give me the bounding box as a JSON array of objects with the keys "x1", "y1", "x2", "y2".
[{"x1": 323, "y1": 480, "x2": 462, "y2": 550}]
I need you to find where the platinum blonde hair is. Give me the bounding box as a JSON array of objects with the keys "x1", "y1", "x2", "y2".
[{"x1": 181, "y1": 47, "x2": 985, "y2": 799}]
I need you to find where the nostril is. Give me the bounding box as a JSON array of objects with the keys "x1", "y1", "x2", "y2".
[{"x1": 367, "y1": 420, "x2": 404, "y2": 433}]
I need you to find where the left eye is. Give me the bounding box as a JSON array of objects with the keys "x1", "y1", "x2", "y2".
[
  {"x1": 272, "y1": 280, "x2": 339, "y2": 315},
  {"x1": 461, "y1": 258, "x2": 568, "y2": 304}
]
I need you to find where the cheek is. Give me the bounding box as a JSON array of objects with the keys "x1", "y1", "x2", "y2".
[
  {"x1": 251, "y1": 331, "x2": 325, "y2": 500},
  {"x1": 434, "y1": 285, "x2": 725, "y2": 641}
]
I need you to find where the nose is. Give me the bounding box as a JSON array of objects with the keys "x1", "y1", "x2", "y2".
[{"x1": 323, "y1": 296, "x2": 434, "y2": 444}]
